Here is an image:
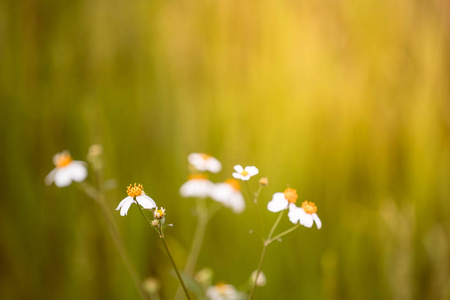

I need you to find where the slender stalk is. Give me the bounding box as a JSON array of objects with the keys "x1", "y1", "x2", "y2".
[
  {"x1": 248, "y1": 245, "x2": 267, "y2": 300},
  {"x1": 267, "y1": 210, "x2": 284, "y2": 240},
  {"x1": 244, "y1": 182, "x2": 265, "y2": 236},
  {"x1": 159, "y1": 229, "x2": 191, "y2": 300},
  {"x1": 82, "y1": 172, "x2": 149, "y2": 300},
  {"x1": 268, "y1": 224, "x2": 301, "y2": 244}
]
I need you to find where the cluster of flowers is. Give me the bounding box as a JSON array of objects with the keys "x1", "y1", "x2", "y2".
[{"x1": 179, "y1": 153, "x2": 259, "y2": 214}]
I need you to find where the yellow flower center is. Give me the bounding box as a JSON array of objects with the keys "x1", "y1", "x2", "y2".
[
  {"x1": 283, "y1": 188, "x2": 298, "y2": 203},
  {"x1": 127, "y1": 183, "x2": 144, "y2": 197},
  {"x1": 240, "y1": 170, "x2": 249, "y2": 176},
  {"x1": 188, "y1": 173, "x2": 208, "y2": 180},
  {"x1": 201, "y1": 153, "x2": 211, "y2": 160},
  {"x1": 225, "y1": 178, "x2": 241, "y2": 191},
  {"x1": 55, "y1": 152, "x2": 73, "y2": 168},
  {"x1": 154, "y1": 209, "x2": 165, "y2": 218},
  {"x1": 215, "y1": 283, "x2": 230, "y2": 294},
  {"x1": 301, "y1": 201, "x2": 317, "y2": 214}
]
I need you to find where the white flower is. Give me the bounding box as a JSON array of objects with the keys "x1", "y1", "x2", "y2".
[
  {"x1": 116, "y1": 183, "x2": 157, "y2": 216},
  {"x1": 288, "y1": 201, "x2": 322, "y2": 229},
  {"x1": 232, "y1": 165, "x2": 258, "y2": 181},
  {"x1": 267, "y1": 188, "x2": 298, "y2": 212},
  {"x1": 210, "y1": 179, "x2": 245, "y2": 213},
  {"x1": 45, "y1": 151, "x2": 88, "y2": 187},
  {"x1": 188, "y1": 153, "x2": 222, "y2": 173},
  {"x1": 206, "y1": 283, "x2": 245, "y2": 300},
  {"x1": 250, "y1": 270, "x2": 266, "y2": 287},
  {"x1": 179, "y1": 174, "x2": 214, "y2": 198}
]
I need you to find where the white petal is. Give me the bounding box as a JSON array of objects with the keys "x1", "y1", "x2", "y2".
[
  {"x1": 245, "y1": 166, "x2": 259, "y2": 176},
  {"x1": 54, "y1": 168, "x2": 73, "y2": 187},
  {"x1": 312, "y1": 213, "x2": 322, "y2": 229},
  {"x1": 233, "y1": 165, "x2": 244, "y2": 173},
  {"x1": 232, "y1": 172, "x2": 244, "y2": 180},
  {"x1": 116, "y1": 196, "x2": 132, "y2": 210},
  {"x1": 120, "y1": 198, "x2": 136, "y2": 216},
  {"x1": 210, "y1": 183, "x2": 234, "y2": 203},
  {"x1": 288, "y1": 207, "x2": 303, "y2": 224},
  {"x1": 179, "y1": 179, "x2": 213, "y2": 198},
  {"x1": 229, "y1": 192, "x2": 245, "y2": 213},
  {"x1": 208, "y1": 158, "x2": 222, "y2": 173},
  {"x1": 301, "y1": 214, "x2": 314, "y2": 228},
  {"x1": 45, "y1": 168, "x2": 57, "y2": 185},
  {"x1": 67, "y1": 161, "x2": 88, "y2": 182},
  {"x1": 187, "y1": 153, "x2": 201, "y2": 165},
  {"x1": 136, "y1": 194, "x2": 157, "y2": 209},
  {"x1": 267, "y1": 193, "x2": 288, "y2": 212}
]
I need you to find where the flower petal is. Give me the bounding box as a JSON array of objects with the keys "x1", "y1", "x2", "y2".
[
  {"x1": 45, "y1": 168, "x2": 57, "y2": 186},
  {"x1": 229, "y1": 192, "x2": 245, "y2": 213},
  {"x1": 301, "y1": 214, "x2": 314, "y2": 228},
  {"x1": 233, "y1": 165, "x2": 244, "y2": 173},
  {"x1": 208, "y1": 157, "x2": 222, "y2": 173},
  {"x1": 245, "y1": 166, "x2": 259, "y2": 176},
  {"x1": 67, "y1": 161, "x2": 88, "y2": 182},
  {"x1": 54, "y1": 168, "x2": 73, "y2": 187},
  {"x1": 116, "y1": 196, "x2": 132, "y2": 210},
  {"x1": 267, "y1": 193, "x2": 288, "y2": 212},
  {"x1": 179, "y1": 179, "x2": 214, "y2": 198},
  {"x1": 312, "y1": 213, "x2": 322, "y2": 229},
  {"x1": 136, "y1": 194, "x2": 157, "y2": 209},
  {"x1": 120, "y1": 198, "x2": 136, "y2": 216}
]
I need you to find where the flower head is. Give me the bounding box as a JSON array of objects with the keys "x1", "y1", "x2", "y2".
[
  {"x1": 154, "y1": 207, "x2": 166, "y2": 219},
  {"x1": 206, "y1": 283, "x2": 245, "y2": 300},
  {"x1": 45, "y1": 151, "x2": 88, "y2": 187},
  {"x1": 188, "y1": 153, "x2": 222, "y2": 173},
  {"x1": 267, "y1": 188, "x2": 298, "y2": 212},
  {"x1": 179, "y1": 174, "x2": 214, "y2": 198},
  {"x1": 232, "y1": 165, "x2": 259, "y2": 181},
  {"x1": 210, "y1": 179, "x2": 245, "y2": 213},
  {"x1": 116, "y1": 183, "x2": 157, "y2": 216},
  {"x1": 259, "y1": 177, "x2": 269, "y2": 186},
  {"x1": 288, "y1": 201, "x2": 322, "y2": 229}
]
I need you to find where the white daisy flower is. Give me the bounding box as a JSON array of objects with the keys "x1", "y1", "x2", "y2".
[
  {"x1": 116, "y1": 183, "x2": 157, "y2": 216},
  {"x1": 288, "y1": 201, "x2": 322, "y2": 229},
  {"x1": 267, "y1": 188, "x2": 298, "y2": 213},
  {"x1": 210, "y1": 179, "x2": 245, "y2": 213},
  {"x1": 232, "y1": 165, "x2": 258, "y2": 181},
  {"x1": 206, "y1": 283, "x2": 245, "y2": 300},
  {"x1": 179, "y1": 174, "x2": 214, "y2": 198},
  {"x1": 45, "y1": 151, "x2": 88, "y2": 187},
  {"x1": 188, "y1": 153, "x2": 222, "y2": 173}
]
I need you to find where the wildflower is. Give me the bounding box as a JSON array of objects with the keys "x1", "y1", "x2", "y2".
[
  {"x1": 116, "y1": 183, "x2": 156, "y2": 216},
  {"x1": 232, "y1": 165, "x2": 259, "y2": 181},
  {"x1": 210, "y1": 179, "x2": 245, "y2": 213},
  {"x1": 45, "y1": 151, "x2": 88, "y2": 187},
  {"x1": 188, "y1": 153, "x2": 222, "y2": 173},
  {"x1": 206, "y1": 283, "x2": 245, "y2": 300},
  {"x1": 153, "y1": 207, "x2": 166, "y2": 219},
  {"x1": 267, "y1": 188, "x2": 298, "y2": 212},
  {"x1": 179, "y1": 174, "x2": 214, "y2": 198},
  {"x1": 288, "y1": 201, "x2": 322, "y2": 229},
  {"x1": 250, "y1": 270, "x2": 266, "y2": 287}
]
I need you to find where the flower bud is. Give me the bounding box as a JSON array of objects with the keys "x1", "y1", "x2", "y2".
[
  {"x1": 143, "y1": 277, "x2": 160, "y2": 294},
  {"x1": 151, "y1": 219, "x2": 160, "y2": 227},
  {"x1": 259, "y1": 177, "x2": 269, "y2": 186},
  {"x1": 195, "y1": 268, "x2": 213, "y2": 285},
  {"x1": 251, "y1": 270, "x2": 266, "y2": 286}
]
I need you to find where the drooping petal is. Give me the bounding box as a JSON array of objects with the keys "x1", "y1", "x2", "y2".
[
  {"x1": 312, "y1": 213, "x2": 322, "y2": 229},
  {"x1": 245, "y1": 166, "x2": 259, "y2": 176},
  {"x1": 68, "y1": 161, "x2": 88, "y2": 182},
  {"x1": 208, "y1": 158, "x2": 222, "y2": 173},
  {"x1": 267, "y1": 193, "x2": 288, "y2": 212},
  {"x1": 54, "y1": 168, "x2": 73, "y2": 187},
  {"x1": 136, "y1": 194, "x2": 157, "y2": 209},
  {"x1": 229, "y1": 192, "x2": 245, "y2": 213},
  {"x1": 120, "y1": 198, "x2": 136, "y2": 216},
  {"x1": 288, "y1": 206, "x2": 304, "y2": 224},
  {"x1": 45, "y1": 168, "x2": 57, "y2": 186},
  {"x1": 300, "y1": 214, "x2": 314, "y2": 228},
  {"x1": 210, "y1": 183, "x2": 235, "y2": 203},
  {"x1": 116, "y1": 196, "x2": 132, "y2": 210},
  {"x1": 233, "y1": 165, "x2": 244, "y2": 173}
]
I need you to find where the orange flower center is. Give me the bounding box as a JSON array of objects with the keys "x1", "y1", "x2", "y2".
[
  {"x1": 188, "y1": 173, "x2": 208, "y2": 180},
  {"x1": 241, "y1": 170, "x2": 249, "y2": 176},
  {"x1": 127, "y1": 183, "x2": 144, "y2": 197},
  {"x1": 55, "y1": 153, "x2": 73, "y2": 168},
  {"x1": 225, "y1": 178, "x2": 241, "y2": 191},
  {"x1": 283, "y1": 188, "x2": 298, "y2": 203},
  {"x1": 215, "y1": 283, "x2": 230, "y2": 294},
  {"x1": 301, "y1": 201, "x2": 317, "y2": 214},
  {"x1": 154, "y1": 209, "x2": 165, "y2": 218},
  {"x1": 201, "y1": 153, "x2": 211, "y2": 160}
]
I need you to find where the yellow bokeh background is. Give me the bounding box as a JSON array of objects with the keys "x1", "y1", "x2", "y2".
[{"x1": 1, "y1": 0, "x2": 450, "y2": 299}]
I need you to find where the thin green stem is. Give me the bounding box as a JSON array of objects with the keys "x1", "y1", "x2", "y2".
[
  {"x1": 159, "y1": 230, "x2": 191, "y2": 300},
  {"x1": 244, "y1": 182, "x2": 265, "y2": 236},
  {"x1": 268, "y1": 224, "x2": 301, "y2": 244},
  {"x1": 248, "y1": 245, "x2": 267, "y2": 300},
  {"x1": 267, "y1": 210, "x2": 284, "y2": 241},
  {"x1": 80, "y1": 173, "x2": 149, "y2": 300}
]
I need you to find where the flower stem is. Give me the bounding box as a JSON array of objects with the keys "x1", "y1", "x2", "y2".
[
  {"x1": 158, "y1": 229, "x2": 191, "y2": 300},
  {"x1": 244, "y1": 182, "x2": 265, "y2": 236},
  {"x1": 248, "y1": 244, "x2": 267, "y2": 300},
  {"x1": 81, "y1": 172, "x2": 149, "y2": 300},
  {"x1": 268, "y1": 224, "x2": 301, "y2": 244}
]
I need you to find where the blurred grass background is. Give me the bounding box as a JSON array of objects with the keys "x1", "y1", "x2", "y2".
[{"x1": 1, "y1": 0, "x2": 450, "y2": 299}]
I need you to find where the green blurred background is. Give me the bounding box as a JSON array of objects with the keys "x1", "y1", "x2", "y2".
[{"x1": 1, "y1": 0, "x2": 450, "y2": 299}]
